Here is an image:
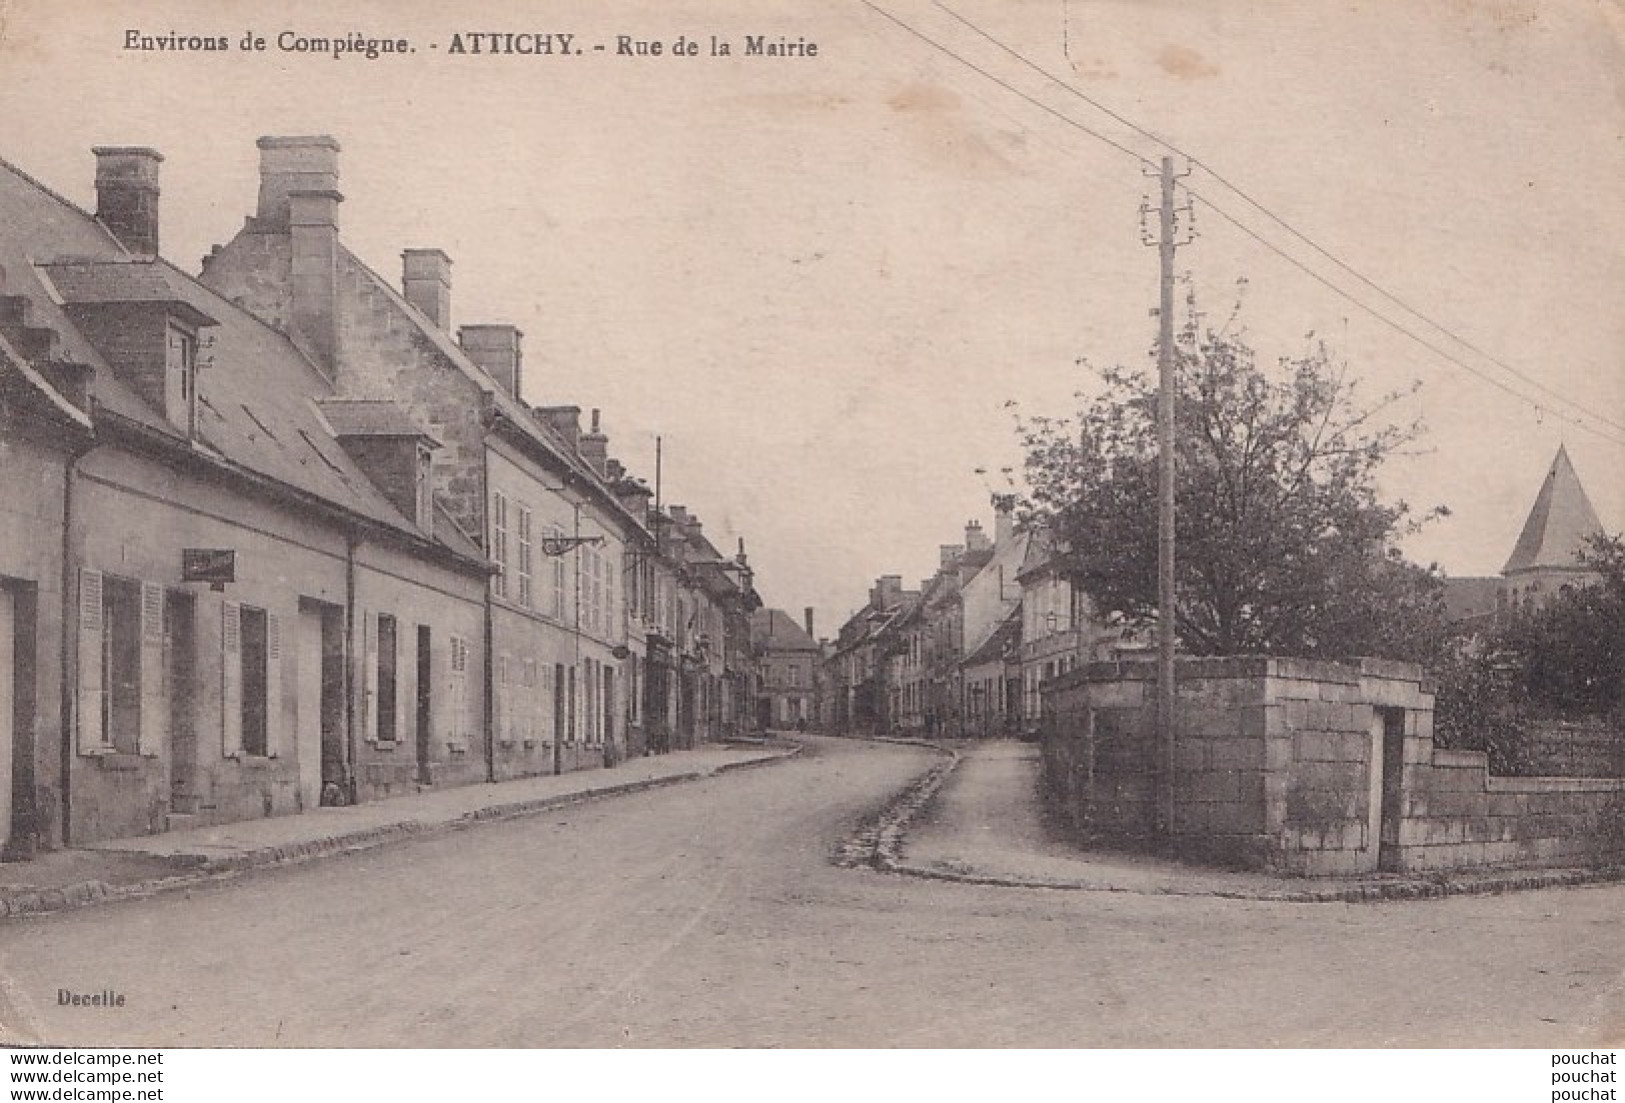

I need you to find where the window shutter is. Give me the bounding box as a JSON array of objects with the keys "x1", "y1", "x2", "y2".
[
  {"x1": 363, "y1": 611, "x2": 379, "y2": 743},
  {"x1": 76, "y1": 568, "x2": 106, "y2": 754},
  {"x1": 138, "y1": 582, "x2": 165, "y2": 756},
  {"x1": 221, "y1": 600, "x2": 242, "y2": 758},
  {"x1": 264, "y1": 613, "x2": 283, "y2": 757},
  {"x1": 446, "y1": 635, "x2": 466, "y2": 747}
]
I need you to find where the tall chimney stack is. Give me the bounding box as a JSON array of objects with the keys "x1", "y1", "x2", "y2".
[
  {"x1": 402, "y1": 249, "x2": 452, "y2": 330},
  {"x1": 804, "y1": 607, "x2": 815, "y2": 640},
  {"x1": 256, "y1": 135, "x2": 340, "y2": 226},
  {"x1": 460, "y1": 324, "x2": 523, "y2": 398},
  {"x1": 992, "y1": 494, "x2": 1015, "y2": 546},
  {"x1": 965, "y1": 519, "x2": 990, "y2": 553},
  {"x1": 535, "y1": 405, "x2": 581, "y2": 452},
  {"x1": 579, "y1": 408, "x2": 609, "y2": 476},
  {"x1": 258, "y1": 137, "x2": 344, "y2": 373},
  {"x1": 288, "y1": 188, "x2": 343, "y2": 374},
  {"x1": 93, "y1": 147, "x2": 163, "y2": 256}
]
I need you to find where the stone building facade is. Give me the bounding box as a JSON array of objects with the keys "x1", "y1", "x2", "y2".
[
  {"x1": 751, "y1": 608, "x2": 819, "y2": 729},
  {"x1": 1, "y1": 147, "x2": 491, "y2": 848},
  {"x1": 0, "y1": 135, "x2": 762, "y2": 853}
]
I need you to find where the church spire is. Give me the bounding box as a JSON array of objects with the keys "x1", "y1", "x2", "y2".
[{"x1": 1502, "y1": 445, "x2": 1605, "y2": 576}]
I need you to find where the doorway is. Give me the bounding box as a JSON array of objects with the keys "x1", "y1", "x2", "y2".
[
  {"x1": 2, "y1": 583, "x2": 38, "y2": 858},
  {"x1": 297, "y1": 599, "x2": 346, "y2": 808},
  {"x1": 416, "y1": 625, "x2": 432, "y2": 785},
  {"x1": 164, "y1": 590, "x2": 197, "y2": 817},
  {"x1": 1373, "y1": 706, "x2": 1407, "y2": 873}
]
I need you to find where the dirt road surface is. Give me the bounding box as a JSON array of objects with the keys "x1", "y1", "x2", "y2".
[{"x1": 4, "y1": 737, "x2": 1621, "y2": 1047}]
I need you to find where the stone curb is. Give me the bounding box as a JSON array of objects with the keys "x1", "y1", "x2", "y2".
[
  {"x1": 0, "y1": 745, "x2": 803, "y2": 922},
  {"x1": 831, "y1": 736, "x2": 1625, "y2": 904}
]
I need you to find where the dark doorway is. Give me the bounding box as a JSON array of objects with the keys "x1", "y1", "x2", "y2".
[
  {"x1": 317, "y1": 603, "x2": 346, "y2": 804},
  {"x1": 165, "y1": 590, "x2": 197, "y2": 817},
  {"x1": 2, "y1": 581, "x2": 38, "y2": 859},
  {"x1": 1377, "y1": 706, "x2": 1407, "y2": 873},
  {"x1": 416, "y1": 625, "x2": 432, "y2": 786}
]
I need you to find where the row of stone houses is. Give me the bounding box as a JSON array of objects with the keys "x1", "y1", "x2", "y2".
[
  {"x1": 823, "y1": 498, "x2": 1141, "y2": 738},
  {"x1": 823, "y1": 446, "x2": 1608, "y2": 743},
  {"x1": 0, "y1": 136, "x2": 760, "y2": 856}
]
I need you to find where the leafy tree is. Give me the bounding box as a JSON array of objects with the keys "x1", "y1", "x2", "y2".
[
  {"x1": 1500, "y1": 533, "x2": 1625, "y2": 715},
  {"x1": 1019, "y1": 323, "x2": 1446, "y2": 660}
]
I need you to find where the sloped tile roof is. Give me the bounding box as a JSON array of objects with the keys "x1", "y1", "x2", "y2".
[
  {"x1": 750, "y1": 607, "x2": 819, "y2": 652},
  {"x1": 42, "y1": 258, "x2": 216, "y2": 328},
  {"x1": 339, "y1": 247, "x2": 650, "y2": 538},
  {"x1": 0, "y1": 154, "x2": 480, "y2": 566},
  {"x1": 1442, "y1": 576, "x2": 1501, "y2": 622},
  {"x1": 319, "y1": 397, "x2": 439, "y2": 442},
  {"x1": 962, "y1": 607, "x2": 1021, "y2": 669}
]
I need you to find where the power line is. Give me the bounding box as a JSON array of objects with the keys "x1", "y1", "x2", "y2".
[
  {"x1": 855, "y1": 0, "x2": 1154, "y2": 169},
  {"x1": 930, "y1": 0, "x2": 1625, "y2": 442},
  {"x1": 877, "y1": 3, "x2": 1625, "y2": 448}
]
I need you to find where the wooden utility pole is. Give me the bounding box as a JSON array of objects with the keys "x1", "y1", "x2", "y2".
[{"x1": 1147, "y1": 155, "x2": 1189, "y2": 839}]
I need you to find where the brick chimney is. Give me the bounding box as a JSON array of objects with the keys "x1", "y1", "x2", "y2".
[
  {"x1": 93, "y1": 147, "x2": 163, "y2": 256},
  {"x1": 579, "y1": 408, "x2": 609, "y2": 476},
  {"x1": 871, "y1": 575, "x2": 904, "y2": 609},
  {"x1": 535, "y1": 405, "x2": 581, "y2": 451},
  {"x1": 965, "y1": 519, "x2": 990, "y2": 553},
  {"x1": 256, "y1": 135, "x2": 340, "y2": 227},
  {"x1": 288, "y1": 188, "x2": 343, "y2": 374},
  {"x1": 804, "y1": 607, "x2": 815, "y2": 640},
  {"x1": 939, "y1": 544, "x2": 965, "y2": 567},
  {"x1": 992, "y1": 495, "x2": 1015, "y2": 546},
  {"x1": 402, "y1": 249, "x2": 452, "y2": 329},
  {"x1": 460, "y1": 324, "x2": 523, "y2": 398}
]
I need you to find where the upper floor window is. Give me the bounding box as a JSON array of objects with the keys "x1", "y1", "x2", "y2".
[{"x1": 491, "y1": 492, "x2": 510, "y2": 599}]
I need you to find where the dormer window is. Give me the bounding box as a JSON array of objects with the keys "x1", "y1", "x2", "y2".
[
  {"x1": 167, "y1": 321, "x2": 199, "y2": 436},
  {"x1": 416, "y1": 444, "x2": 434, "y2": 531},
  {"x1": 40, "y1": 258, "x2": 217, "y2": 435}
]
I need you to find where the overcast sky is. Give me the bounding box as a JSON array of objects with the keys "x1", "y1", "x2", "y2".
[{"x1": 4, "y1": 0, "x2": 1621, "y2": 631}]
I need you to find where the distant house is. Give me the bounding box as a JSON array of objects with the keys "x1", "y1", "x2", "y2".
[{"x1": 750, "y1": 608, "x2": 819, "y2": 729}]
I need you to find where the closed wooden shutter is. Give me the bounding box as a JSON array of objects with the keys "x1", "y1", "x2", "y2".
[
  {"x1": 445, "y1": 635, "x2": 465, "y2": 747},
  {"x1": 138, "y1": 582, "x2": 165, "y2": 756},
  {"x1": 264, "y1": 613, "x2": 283, "y2": 757},
  {"x1": 221, "y1": 600, "x2": 242, "y2": 758},
  {"x1": 76, "y1": 568, "x2": 105, "y2": 754},
  {"x1": 363, "y1": 611, "x2": 378, "y2": 743}
]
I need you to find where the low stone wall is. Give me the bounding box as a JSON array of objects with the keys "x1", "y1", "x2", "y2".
[
  {"x1": 1399, "y1": 746, "x2": 1625, "y2": 870},
  {"x1": 1041, "y1": 656, "x2": 1625, "y2": 876},
  {"x1": 1520, "y1": 717, "x2": 1625, "y2": 778}
]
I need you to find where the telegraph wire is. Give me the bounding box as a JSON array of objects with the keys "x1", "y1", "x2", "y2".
[
  {"x1": 929, "y1": 1, "x2": 1625, "y2": 442},
  {"x1": 871, "y1": 2, "x2": 1625, "y2": 448},
  {"x1": 854, "y1": 0, "x2": 1154, "y2": 169}
]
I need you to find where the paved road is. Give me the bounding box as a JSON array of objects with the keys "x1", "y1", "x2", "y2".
[{"x1": 4, "y1": 737, "x2": 1622, "y2": 1047}]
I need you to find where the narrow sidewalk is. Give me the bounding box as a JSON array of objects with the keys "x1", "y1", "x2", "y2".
[
  {"x1": 896, "y1": 740, "x2": 1621, "y2": 902},
  {"x1": 0, "y1": 740, "x2": 799, "y2": 919}
]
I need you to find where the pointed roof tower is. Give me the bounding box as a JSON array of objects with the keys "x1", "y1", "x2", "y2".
[{"x1": 1502, "y1": 446, "x2": 1605, "y2": 576}]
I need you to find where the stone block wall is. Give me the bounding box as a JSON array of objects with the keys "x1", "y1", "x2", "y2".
[
  {"x1": 1521, "y1": 717, "x2": 1625, "y2": 778},
  {"x1": 1041, "y1": 656, "x2": 1625, "y2": 876}
]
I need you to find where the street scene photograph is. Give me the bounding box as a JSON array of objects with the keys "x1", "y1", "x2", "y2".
[{"x1": 0, "y1": 0, "x2": 1621, "y2": 1072}]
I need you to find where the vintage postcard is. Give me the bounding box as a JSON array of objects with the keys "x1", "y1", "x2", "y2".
[{"x1": 0, "y1": 0, "x2": 1620, "y2": 1073}]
